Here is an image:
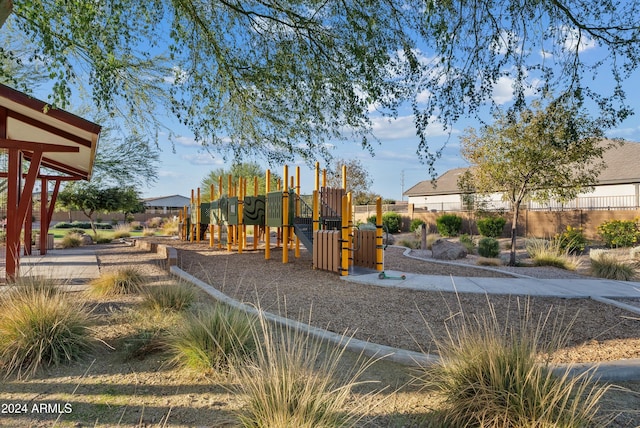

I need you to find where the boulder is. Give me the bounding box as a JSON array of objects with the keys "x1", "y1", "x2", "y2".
[
  {"x1": 80, "y1": 234, "x2": 93, "y2": 246},
  {"x1": 431, "y1": 239, "x2": 467, "y2": 260}
]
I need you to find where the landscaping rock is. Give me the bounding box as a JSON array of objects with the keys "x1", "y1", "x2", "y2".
[
  {"x1": 431, "y1": 239, "x2": 468, "y2": 260},
  {"x1": 80, "y1": 234, "x2": 93, "y2": 246}
]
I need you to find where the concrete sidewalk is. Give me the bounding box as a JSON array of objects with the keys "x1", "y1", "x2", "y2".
[{"x1": 16, "y1": 248, "x2": 101, "y2": 284}]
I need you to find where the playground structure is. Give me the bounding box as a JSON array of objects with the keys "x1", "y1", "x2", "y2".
[{"x1": 178, "y1": 163, "x2": 384, "y2": 276}]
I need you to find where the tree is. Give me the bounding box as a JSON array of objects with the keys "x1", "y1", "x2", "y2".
[
  {"x1": 459, "y1": 99, "x2": 616, "y2": 265},
  {"x1": 199, "y1": 162, "x2": 281, "y2": 201},
  {"x1": 326, "y1": 158, "x2": 377, "y2": 205},
  {"x1": 2, "y1": 1, "x2": 638, "y2": 168},
  {"x1": 57, "y1": 183, "x2": 144, "y2": 236}
]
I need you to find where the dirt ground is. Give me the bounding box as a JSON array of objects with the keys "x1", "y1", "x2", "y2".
[{"x1": 0, "y1": 240, "x2": 639, "y2": 427}]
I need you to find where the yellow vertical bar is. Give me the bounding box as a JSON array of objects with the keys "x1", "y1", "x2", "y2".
[
  {"x1": 312, "y1": 190, "x2": 319, "y2": 232},
  {"x1": 183, "y1": 206, "x2": 188, "y2": 241},
  {"x1": 210, "y1": 183, "x2": 214, "y2": 248},
  {"x1": 190, "y1": 190, "x2": 194, "y2": 243},
  {"x1": 295, "y1": 166, "x2": 300, "y2": 258},
  {"x1": 315, "y1": 161, "x2": 320, "y2": 192},
  {"x1": 282, "y1": 165, "x2": 289, "y2": 264},
  {"x1": 196, "y1": 188, "x2": 201, "y2": 242},
  {"x1": 342, "y1": 164, "x2": 347, "y2": 190},
  {"x1": 341, "y1": 194, "x2": 349, "y2": 276},
  {"x1": 254, "y1": 176, "x2": 258, "y2": 250},
  {"x1": 218, "y1": 176, "x2": 223, "y2": 249},
  {"x1": 265, "y1": 169, "x2": 271, "y2": 260},
  {"x1": 347, "y1": 191, "x2": 353, "y2": 267},
  {"x1": 376, "y1": 197, "x2": 383, "y2": 271},
  {"x1": 238, "y1": 177, "x2": 244, "y2": 254}
]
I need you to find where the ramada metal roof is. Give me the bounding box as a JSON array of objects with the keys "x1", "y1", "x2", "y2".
[{"x1": 404, "y1": 140, "x2": 640, "y2": 197}]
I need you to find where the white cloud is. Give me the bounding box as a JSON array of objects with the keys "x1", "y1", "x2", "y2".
[
  {"x1": 181, "y1": 153, "x2": 225, "y2": 166},
  {"x1": 562, "y1": 26, "x2": 597, "y2": 53},
  {"x1": 175, "y1": 135, "x2": 201, "y2": 147},
  {"x1": 371, "y1": 114, "x2": 451, "y2": 140},
  {"x1": 164, "y1": 66, "x2": 188, "y2": 85},
  {"x1": 158, "y1": 170, "x2": 184, "y2": 178}
]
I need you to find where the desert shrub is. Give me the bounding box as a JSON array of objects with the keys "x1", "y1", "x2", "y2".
[
  {"x1": 420, "y1": 303, "x2": 610, "y2": 427},
  {"x1": 94, "y1": 233, "x2": 113, "y2": 244},
  {"x1": 525, "y1": 238, "x2": 581, "y2": 271},
  {"x1": 476, "y1": 217, "x2": 506, "y2": 238},
  {"x1": 112, "y1": 224, "x2": 132, "y2": 239},
  {"x1": 60, "y1": 232, "x2": 83, "y2": 248},
  {"x1": 477, "y1": 237, "x2": 500, "y2": 258},
  {"x1": 169, "y1": 304, "x2": 255, "y2": 373},
  {"x1": 142, "y1": 227, "x2": 156, "y2": 237},
  {"x1": 459, "y1": 234, "x2": 475, "y2": 254},
  {"x1": 410, "y1": 218, "x2": 426, "y2": 232},
  {"x1": 130, "y1": 221, "x2": 143, "y2": 231},
  {"x1": 399, "y1": 239, "x2": 419, "y2": 249},
  {"x1": 590, "y1": 251, "x2": 636, "y2": 281},
  {"x1": 555, "y1": 225, "x2": 588, "y2": 254},
  {"x1": 233, "y1": 314, "x2": 376, "y2": 428},
  {"x1": 142, "y1": 282, "x2": 196, "y2": 312},
  {"x1": 67, "y1": 228, "x2": 86, "y2": 235},
  {"x1": 88, "y1": 268, "x2": 146, "y2": 296},
  {"x1": 366, "y1": 215, "x2": 376, "y2": 225},
  {"x1": 629, "y1": 246, "x2": 640, "y2": 259},
  {"x1": 597, "y1": 219, "x2": 640, "y2": 248},
  {"x1": 147, "y1": 217, "x2": 163, "y2": 228},
  {"x1": 0, "y1": 285, "x2": 93, "y2": 379},
  {"x1": 436, "y1": 214, "x2": 462, "y2": 237},
  {"x1": 53, "y1": 221, "x2": 73, "y2": 229},
  {"x1": 161, "y1": 217, "x2": 180, "y2": 236}
]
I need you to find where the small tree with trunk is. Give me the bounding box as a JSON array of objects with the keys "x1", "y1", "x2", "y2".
[
  {"x1": 57, "y1": 183, "x2": 144, "y2": 237},
  {"x1": 459, "y1": 99, "x2": 617, "y2": 265}
]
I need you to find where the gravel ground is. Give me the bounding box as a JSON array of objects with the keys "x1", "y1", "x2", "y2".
[{"x1": 146, "y1": 238, "x2": 640, "y2": 364}]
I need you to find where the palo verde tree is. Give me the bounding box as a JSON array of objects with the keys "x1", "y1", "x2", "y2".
[
  {"x1": 459, "y1": 99, "x2": 617, "y2": 265},
  {"x1": 57, "y1": 184, "x2": 145, "y2": 237},
  {"x1": 1, "y1": 1, "x2": 638, "y2": 169},
  {"x1": 199, "y1": 162, "x2": 281, "y2": 201}
]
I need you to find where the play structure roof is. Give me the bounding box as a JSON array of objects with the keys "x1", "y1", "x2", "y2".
[{"x1": 0, "y1": 83, "x2": 101, "y2": 180}]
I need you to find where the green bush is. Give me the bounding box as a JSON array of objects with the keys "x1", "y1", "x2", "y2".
[
  {"x1": 597, "y1": 219, "x2": 640, "y2": 247},
  {"x1": 525, "y1": 238, "x2": 581, "y2": 271},
  {"x1": 476, "y1": 217, "x2": 506, "y2": 238},
  {"x1": 459, "y1": 234, "x2": 475, "y2": 254},
  {"x1": 0, "y1": 284, "x2": 93, "y2": 379},
  {"x1": 60, "y1": 233, "x2": 83, "y2": 248},
  {"x1": 436, "y1": 214, "x2": 462, "y2": 237},
  {"x1": 367, "y1": 212, "x2": 403, "y2": 232},
  {"x1": 88, "y1": 268, "x2": 146, "y2": 296},
  {"x1": 477, "y1": 237, "x2": 500, "y2": 258},
  {"x1": 554, "y1": 225, "x2": 588, "y2": 254},
  {"x1": 409, "y1": 218, "x2": 426, "y2": 232},
  {"x1": 142, "y1": 282, "x2": 197, "y2": 312}
]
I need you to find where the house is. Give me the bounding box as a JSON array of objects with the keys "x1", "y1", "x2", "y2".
[
  {"x1": 404, "y1": 140, "x2": 640, "y2": 212},
  {"x1": 143, "y1": 195, "x2": 191, "y2": 215}
]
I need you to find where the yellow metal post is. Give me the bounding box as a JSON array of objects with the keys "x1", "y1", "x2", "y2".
[
  {"x1": 294, "y1": 166, "x2": 300, "y2": 258},
  {"x1": 190, "y1": 190, "x2": 194, "y2": 243},
  {"x1": 282, "y1": 165, "x2": 289, "y2": 264},
  {"x1": 341, "y1": 194, "x2": 349, "y2": 276},
  {"x1": 265, "y1": 169, "x2": 271, "y2": 260},
  {"x1": 196, "y1": 187, "x2": 201, "y2": 242},
  {"x1": 238, "y1": 177, "x2": 244, "y2": 254},
  {"x1": 312, "y1": 190, "x2": 319, "y2": 232},
  {"x1": 227, "y1": 175, "x2": 233, "y2": 252},
  {"x1": 254, "y1": 176, "x2": 258, "y2": 250},
  {"x1": 210, "y1": 184, "x2": 214, "y2": 248},
  {"x1": 342, "y1": 164, "x2": 347, "y2": 190},
  {"x1": 376, "y1": 197, "x2": 383, "y2": 271},
  {"x1": 218, "y1": 176, "x2": 223, "y2": 249},
  {"x1": 347, "y1": 191, "x2": 353, "y2": 267}
]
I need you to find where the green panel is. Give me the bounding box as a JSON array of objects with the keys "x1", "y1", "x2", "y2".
[
  {"x1": 243, "y1": 196, "x2": 265, "y2": 226},
  {"x1": 219, "y1": 196, "x2": 229, "y2": 224},
  {"x1": 210, "y1": 200, "x2": 220, "y2": 225},
  {"x1": 199, "y1": 203, "x2": 210, "y2": 224},
  {"x1": 227, "y1": 196, "x2": 238, "y2": 225},
  {"x1": 266, "y1": 191, "x2": 282, "y2": 227},
  {"x1": 190, "y1": 202, "x2": 197, "y2": 223}
]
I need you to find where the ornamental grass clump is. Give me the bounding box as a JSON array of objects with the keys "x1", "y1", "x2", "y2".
[
  {"x1": 525, "y1": 238, "x2": 581, "y2": 270},
  {"x1": 88, "y1": 267, "x2": 146, "y2": 296},
  {"x1": 589, "y1": 250, "x2": 636, "y2": 281},
  {"x1": 420, "y1": 300, "x2": 610, "y2": 427},
  {"x1": 142, "y1": 282, "x2": 197, "y2": 312},
  {"x1": 60, "y1": 232, "x2": 83, "y2": 248},
  {"x1": 169, "y1": 304, "x2": 255, "y2": 373},
  {"x1": 232, "y1": 313, "x2": 378, "y2": 428},
  {"x1": 0, "y1": 283, "x2": 93, "y2": 379}
]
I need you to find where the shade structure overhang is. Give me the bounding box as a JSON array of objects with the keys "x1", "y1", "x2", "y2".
[{"x1": 0, "y1": 83, "x2": 101, "y2": 180}]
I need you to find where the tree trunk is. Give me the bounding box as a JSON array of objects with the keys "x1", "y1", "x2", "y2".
[{"x1": 510, "y1": 203, "x2": 520, "y2": 266}]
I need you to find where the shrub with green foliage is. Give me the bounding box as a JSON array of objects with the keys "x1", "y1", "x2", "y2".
[
  {"x1": 436, "y1": 214, "x2": 462, "y2": 237},
  {"x1": 367, "y1": 212, "x2": 403, "y2": 233},
  {"x1": 597, "y1": 219, "x2": 640, "y2": 247},
  {"x1": 88, "y1": 268, "x2": 146, "y2": 296},
  {"x1": 60, "y1": 232, "x2": 83, "y2": 248},
  {"x1": 477, "y1": 237, "x2": 500, "y2": 258},
  {"x1": 476, "y1": 217, "x2": 506, "y2": 238},
  {"x1": 409, "y1": 218, "x2": 426, "y2": 232},
  {"x1": 0, "y1": 284, "x2": 93, "y2": 379},
  {"x1": 459, "y1": 234, "x2": 475, "y2": 254},
  {"x1": 554, "y1": 225, "x2": 588, "y2": 254},
  {"x1": 142, "y1": 282, "x2": 196, "y2": 312},
  {"x1": 525, "y1": 238, "x2": 581, "y2": 271}
]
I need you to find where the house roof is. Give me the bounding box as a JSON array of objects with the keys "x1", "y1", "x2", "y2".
[
  {"x1": 143, "y1": 194, "x2": 191, "y2": 207},
  {"x1": 404, "y1": 140, "x2": 640, "y2": 197},
  {"x1": 0, "y1": 83, "x2": 101, "y2": 180}
]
